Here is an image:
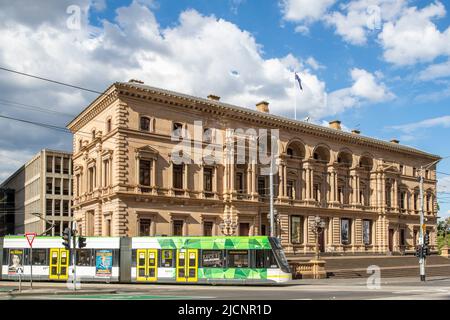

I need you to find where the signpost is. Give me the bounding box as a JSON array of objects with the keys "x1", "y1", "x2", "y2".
[{"x1": 25, "y1": 232, "x2": 36, "y2": 289}]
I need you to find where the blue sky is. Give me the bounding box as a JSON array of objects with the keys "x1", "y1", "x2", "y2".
[{"x1": 0, "y1": 0, "x2": 449, "y2": 217}]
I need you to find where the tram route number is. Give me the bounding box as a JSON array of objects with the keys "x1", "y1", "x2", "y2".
[{"x1": 178, "y1": 304, "x2": 272, "y2": 318}]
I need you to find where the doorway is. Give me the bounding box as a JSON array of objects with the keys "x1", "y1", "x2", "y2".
[{"x1": 239, "y1": 223, "x2": 250, "y2": 236}]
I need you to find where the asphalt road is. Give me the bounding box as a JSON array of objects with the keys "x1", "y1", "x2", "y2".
[{"x1": 1, "y1": 277, "x2": 450, "y2": 300}]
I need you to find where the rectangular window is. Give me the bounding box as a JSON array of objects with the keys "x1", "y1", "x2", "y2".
[
  {"x1": 139, "y1": 160, "x2": 151, "y2": 186},
  {"x1": 173, "y1": 164, "x2": 183, "y2": 189},
  {"x1": 341, "y1": 218, "x2": 351, "y2": 245},
  {"x1": 226, "y1": 250, "x2": 249, "y2": 268},
  {"x1": 160, "y1": 249, "x2": 174, "y2": 267},
  {"x1": 254, "y1": 250, "x2": 278, "y2": 269},
  {"x1": 173, "y1": 220, "x2": 183, "y2": 236},
  {"x1": 202, "y1": 250, "x2": 224, "y2": 268},
  {"x1": 204, "y1": 167, "x2": 213, "y2": 192},
  {"x1": 258, "y1": 177, "x2": 266, "y2": 196},
  {"x1": 236, "y1": 172, "x2": 244, "y2": 193},
  {"x1": 140, "y1": 117, "x2": 150, "y2": 131},
  {"x1": 62, "y1": 200, "x2": 69, "y2": 217},
  {"x1": 32, "y1": 249, "x2": 47, "y2": 266},
  {"x1": 400, "y1": 229, "x2": 406, "y2": 246},
  {"x1": 46, "y1": 156, "x2": 53, "y2": 173},
  {"x1": 54, "y1": 200, "x2": 61, "y2": 216},
  {"x1": 54, "y1": 178, "x2": 61, "y2": 195},
  {"x1": 400, "y1": 192, "x2": 406, "y2": 209},
  {"x1": 203, "y1": 221, "x2": 213, "y2": 236},
  {"x1": 287, "y1": 180, "x2": 294, "y2": 199},
  {"x1": 290, "y1": 215, "x2": 302, "y2": 244},
  {"x1": 313, "y1": 184, "x2": 319, "y2": 201},
  {"x1": 54, "y1": 220, "x2": 61, "y2": 236},
  {"x1": 46, "y1": 178, "x2": 53, "y2": 194},
  {"x1": 103, "y1": 159, "x2": 110, "y2": 187},
  {"x1": 63, "y1": 158, "x2": 70, "y2": 174},
  {"x1": 338, "y1": 186, "x2": 343, "y2": 203},
  {"x1": 76, "y1": 249, "x2": 93, "y2": 266},
  {"x1": 139, "y1": 218, "x2": 151, "y2": 236},
  {"x1": 414, "y1": 193, "x2": 418, "y2": 210},
  {"x1": 63, "y1": 179, "x2": 69, "y2": 195},
  {"x1": 363, "y1": 220, "x2": 371, "y2": 245},
  {"x1": 88, "y1": 167, "x2": 95, "y2": 192},
  {"x1": 55, "y1": 157, "x2": 62, "y2": 173},
  {"x1": 399, "y1": 165, "x2": 404, "y2": 175},
  {"x1": 76, "y1": 175, "x2": 80, "y2": 197},
  {"x1": 46, "y1": 199, "x2": 53, "y2": 215}
]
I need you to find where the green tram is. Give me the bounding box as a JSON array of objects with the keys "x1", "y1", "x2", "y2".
[{"x1": 0, "y1": 236, "x2": 292, "y2": 284}]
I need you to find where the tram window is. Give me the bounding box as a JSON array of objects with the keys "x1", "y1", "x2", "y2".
[
  {"x1": 160, "y1": 249, "x2": 174, "y2": 267},
  {"x1": 201, "y1": 250, "x2": 224, "y2": 268},
  {"x1": 112, "y1": 249, "x2": 119, "y2": 267},
  {"x1": 254, "y1": 250, "x2": 278, "y2": 268},
  {"x1": 226, "y1": 250, "x2": 249, "y2": 268},
  {"x1": 131, "y1": 250, "x2": 137, "y2": 267},
  {"x1": 3, "y1": 249, "x2": 9, "y2": 265},
  {"x1": 77, "y1": 250, "x2": 93, "y2": 266},
  {"x1": 32, "y1": 249, "x2": 48, "y2": 266}
]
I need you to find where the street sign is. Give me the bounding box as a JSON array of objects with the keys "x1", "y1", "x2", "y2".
[{"x1": 25, "y1": 232, "x2": 36, "y2": 247}]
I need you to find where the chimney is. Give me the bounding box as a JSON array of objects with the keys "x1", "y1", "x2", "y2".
[
  {"x1": 128, "y1": 79, "x2": 144, "y2": 84},
  {"x1": 207, "y1": 94, "x2": 220, "y2": 101},
  {"x1": 256, "y1": 101, "x2": 269, "y2": 113},
  {"x1": 390, "y1": 139, "x2": 400, "y2": 144},
  {"x1": 351, "y1": 129, "x2": 361, "y2": 135},
  {"x1": 329, "y1": 120, "x2": 341, "y2": 130}
]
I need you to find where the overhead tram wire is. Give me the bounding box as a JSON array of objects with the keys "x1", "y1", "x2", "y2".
[{"x1": 0, "y1": 66, "x2": 103, "y2": 95}]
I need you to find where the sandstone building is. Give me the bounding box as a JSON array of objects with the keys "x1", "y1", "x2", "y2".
[{"x1": 67, "y1": 80, "x2": 440, "y2": 255}]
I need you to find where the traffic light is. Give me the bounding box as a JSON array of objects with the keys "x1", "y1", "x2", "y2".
[
  {"x1": 415, "y1": 245, "x2": 422, "y2": 258},
  {"x1": 62, "y1": 228, "x2": 71, "y2": 250},
  {"x1": 424, "y1": 233, "x2": 430, "y2": 246},
  {"x1": 423, "y1": 246, "x2": 430, "y2": 257},
  {"x1": 78, "y1": 236, "x2": 86, "y2": 248}
]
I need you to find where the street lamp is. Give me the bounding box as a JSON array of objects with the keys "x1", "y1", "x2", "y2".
[{"x1": 310, "y1": 216, "x2": 326, "y2": 260}]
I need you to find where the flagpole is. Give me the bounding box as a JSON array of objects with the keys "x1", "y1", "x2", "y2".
[{"x1": 294, "y1": 71, "x2": 297, "y2": 120}]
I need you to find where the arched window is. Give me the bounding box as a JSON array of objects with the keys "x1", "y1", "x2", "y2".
[
  {"x1": 78, "y1": 139, "x2": 83, "y2": 151},
  {"x1": 91, "y1": 129, "x2": 96, "y2": 140},
  {"x1": 140, "y1": 117, "x2": 151, "y2": 131}
]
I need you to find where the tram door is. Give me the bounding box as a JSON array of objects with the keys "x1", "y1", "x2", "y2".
[
  {"x1": 136, "y1": 249, "x2": 158, "y2": 282},
  {"x1": 176, "y1": 249, "x2": 198, "y2": 283},
  {"x1": 49, "y1": 248, "x2": 69, "y2": 280}
]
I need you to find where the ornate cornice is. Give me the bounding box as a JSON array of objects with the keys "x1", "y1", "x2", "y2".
[{"x1": 67, "y1": 81, "x2": 441, "y2": 161}]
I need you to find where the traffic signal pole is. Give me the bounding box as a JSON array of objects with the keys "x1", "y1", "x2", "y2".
[
  {"x1": 72, "y1": 221, "x2": 77, "y2": 291},
  {"x1": 419, "y1": 165, "x2": 426, "y2": 282}
]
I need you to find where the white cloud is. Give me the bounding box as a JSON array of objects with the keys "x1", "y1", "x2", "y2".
[
  {"x1": 391, "y1": 115, "x2": 450, "y2": 133},
  {"x1": 324, "y1": 0, "x2": 407, "y2": 45},
  {"x1": 418, "y1": 60, "x2": 450, "y2": 81},
  {"x1": 0, "y1": 0, "x2": 393, "y2": 181},
  {"x1": 280, "y1": 0, "x2": 336, "y2": 23},
  {"x1": 326, "y1": 68, "x2": 394, "y2": 115},
  {"x1": 305, "y1": 56, "x2": 325, "y2": 70},
  {"x1": 379, "y1": 1, "x2": 450, "y2": 65}
]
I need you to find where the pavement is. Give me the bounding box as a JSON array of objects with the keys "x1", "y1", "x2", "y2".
[{"x1": 1, "y1": 276, "x2": 450, "y2": 300}]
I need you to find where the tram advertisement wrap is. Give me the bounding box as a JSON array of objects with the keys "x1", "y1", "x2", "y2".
[
  {"x1": 8, "y1": 249, "x2": 24, "y2": 274},
  {"x1": 95, "y1": 249, "x2": 113, "y2": 277}
]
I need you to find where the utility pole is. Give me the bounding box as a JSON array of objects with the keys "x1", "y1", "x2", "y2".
[
  {"x1": 419, "y1": 165, "x2": 426, "y2": 281},
  {"x1": 418, "y1": 159, "x2": 441, "y2": 282},
  {"x1": 269, "y1": 154, "x2": 274, "y2": 238},
  {"x1": 72, "y1": 221, "x2": 77, "y2": 291}
]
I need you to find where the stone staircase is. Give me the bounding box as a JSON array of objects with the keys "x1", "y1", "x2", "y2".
[{"x1": 287, "y1": 255, "x2": 450, "y2": 279}]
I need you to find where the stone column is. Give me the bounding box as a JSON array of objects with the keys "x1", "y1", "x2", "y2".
[
  {"x1": 199, "y1": 164, "x2": 204, "y2": 198},
  {"x1": 278, "y1": 161, "x2": 284, "y2": 197},
  {"x1": 305, "y1": 165, "x2": 311, "y2": 200},
  {"x1": 283, "y1": 163, "x2": 288, "y2": 197}
]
